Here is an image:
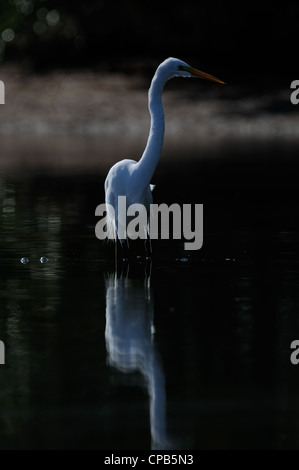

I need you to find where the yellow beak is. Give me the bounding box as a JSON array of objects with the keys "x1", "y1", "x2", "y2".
[{"x1": 180, "y1": 65, "x2": 225, "y2": 84}]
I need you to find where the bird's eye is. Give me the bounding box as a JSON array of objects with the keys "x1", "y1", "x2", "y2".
[{"x1": 178, "y1": 65, "x2": 189, "y2": 72}]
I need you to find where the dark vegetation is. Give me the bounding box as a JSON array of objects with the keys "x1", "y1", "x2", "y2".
[{"x1": 0, "y1": 1, "x2": 297, "y2": 87}]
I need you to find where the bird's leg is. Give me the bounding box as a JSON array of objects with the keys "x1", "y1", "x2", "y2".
[
  {"x1": 119, "y1": 238, "x2": 129, "y2": 262},
  {"x1": 114, "y1": 237, "x2": 118, "y2": 266},
  {"x1": 144, "y1": 235, "x2": 152, "y2": 260},
  {"x1": 144, "y1": 255, "x2": 152, "y2": 287}
]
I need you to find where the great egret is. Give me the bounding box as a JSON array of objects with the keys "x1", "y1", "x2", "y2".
[{"x1": 104, "y1": 57, "x2": 224, "y2": 259}]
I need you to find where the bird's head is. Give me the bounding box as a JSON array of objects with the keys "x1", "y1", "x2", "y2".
[{"x1": 161, "y1": 57, "x2": 225, "y2": 84}]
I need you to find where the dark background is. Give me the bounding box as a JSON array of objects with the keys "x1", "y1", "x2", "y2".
[
  {"x1": 1, "y1": 1, "x2": 299, "y2": 451},
  {"x1": 0, "y1": 0, "x2": 297, "y2": 86}
]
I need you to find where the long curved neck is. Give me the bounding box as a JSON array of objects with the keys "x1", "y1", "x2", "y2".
[{"x1": 135, "y1": 67, "x2": 167, "y2": 187}]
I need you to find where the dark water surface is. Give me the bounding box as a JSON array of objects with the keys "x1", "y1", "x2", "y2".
[{"x1": 0, "y1": 144, "x2": 299, "y2": 450}]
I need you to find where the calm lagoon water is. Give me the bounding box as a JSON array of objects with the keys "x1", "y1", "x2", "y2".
[{"x1": 0, "y1": 143, "x2": 299, "y2": 450}]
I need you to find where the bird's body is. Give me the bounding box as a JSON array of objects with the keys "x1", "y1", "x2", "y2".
[
  {"x1": 104, "y1": 57, "x2": 224, "y2": 257},
  {"x1": 105, "y1": 158, "x2": 153, "y2": 240}
]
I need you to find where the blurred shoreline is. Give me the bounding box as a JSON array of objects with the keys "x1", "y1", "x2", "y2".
[{"x1": 0, "y1": 65, "x2": 298, "y2": 172}]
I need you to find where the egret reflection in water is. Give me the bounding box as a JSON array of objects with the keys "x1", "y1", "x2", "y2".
[{"x1": 105, "y1": 269, "x2": 173, "y2": 449}]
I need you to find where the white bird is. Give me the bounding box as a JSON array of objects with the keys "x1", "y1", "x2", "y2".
[{"x1": 104, "y1": 57, "x2": 224, "y2": 260}]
